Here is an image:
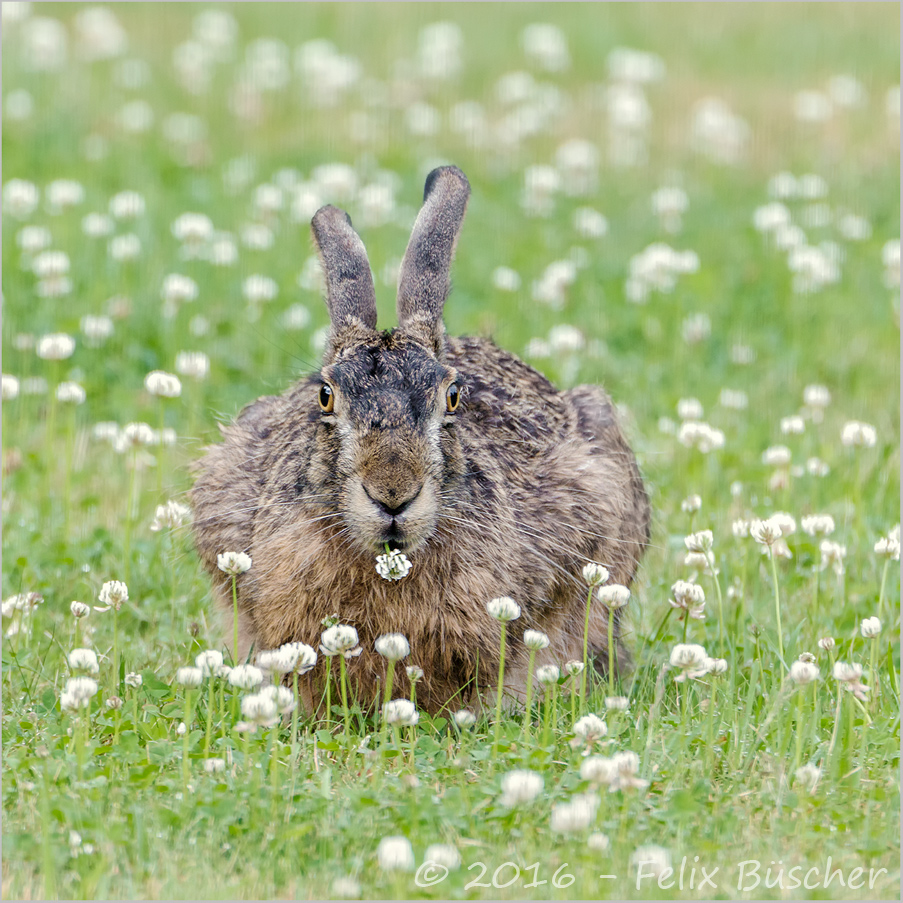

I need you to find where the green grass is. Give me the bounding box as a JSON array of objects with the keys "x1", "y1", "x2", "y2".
[{"x1": 2, "y1": 3, "x2": 900, "y2": 899}]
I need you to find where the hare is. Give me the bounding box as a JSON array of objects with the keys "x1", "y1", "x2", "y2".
[{"x1": 191, "y1": 165, "x2": 650, "y2": 714}]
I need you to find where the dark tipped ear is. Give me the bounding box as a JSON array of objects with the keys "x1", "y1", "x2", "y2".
[
  {"x1": 311, "y1": 205, "x2": 378, "y2": 334},
  {"x1": 396, "y1": 166, "x2": 470, "y2": 345}
]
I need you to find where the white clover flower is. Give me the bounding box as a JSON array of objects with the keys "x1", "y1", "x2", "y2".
[
  {"x1": 109, "y1": 190, "x2": 145, "y2": 220},
  {"x1": 4, "y1": 178, "x2": 40, "y2": 218},
  {"x1": 677, "y1": 420, "x2": 725, "y2": 453},
  {"x1": 320, "y1": 624, "x2": 362, "y2": 659},
  {"x1": 681, "y1": 494, "x2": 702, "y2": 513},
  {"x1": 375, "y1": 633, "x2": 410, "y2": 661},
  {"x1": 789, "y1": 661, "x2": 819, "y2": 685},
  {"x1": 801, "y1": 514, "x2": 835, "y2": 537},
  {"x1": 55, "y1": 382, "x2": 85, "y2": 405},
  {"x1": 329, "y1": 877, "x2": 361, "y2": 900},
  {"x1": 704, "y1": 658, "x2": 728, "y2": 675},
  {"x1": 677, "y1": 397, "x2": 703, "y2": 421},
  {"x1": 588, "y1": 832, "x2": 611, "y2": 852},
  {"x1": 669, "y1": 581, "x2": 705, "y2": 620},
  {"x1": 731, "y1": 519, "x2": 750, "y2": 539},
  {"x1": 176, "y1": 666, "x2": 203, "y2": 688},
  {"x1": 582, "y1": 563, "x2": 610, "y2": 586},
  {"x1": 195, "y1": 650, "x2": 224, "y2": 676},
  {"x1": 780, "y1": 415, "x2": 806, "y2": 435},
  {"x1": 572, "y1": 714, "x2": 607, "y2": 747},
  {"x1": 818, "y1": 637, "x2": 835, "y2": 651},
  {"x1": 833, "y1": 662, "x2": 868, "y2": 700},
  {"x1": 597, "y1": 584, "x2": 631, "y2": 610},
  {"x1": 150, "y1": 500, "x2": 191, "y2": 532},
  {"x1": 279, "y1": 642, "x2": 317, "y2": 674},
  {"x1": 106, "y1": 695, "x2": 123, "y2": 711},
  {"x1": 500, "y1": 769, "x2": 544, "y2": 807},
  {"x1": 60, "y1": 676, "x2": 99, "y2": 711},
  {"x1": 609, "y1": 750, "x2": 648, "y2": 792},
  {"x1": 551, "y1": 793, "x2": 599, "y2": 832},
  {"x1": 161, "y1": 273, "x2": 199, "y2": 306},
  {"x1": 97, "y1": 580, "x2": 128, "y2": 611},
  {"x1": 405, "y1": 665, "x2": 424, "y2": 682},
  {"x1": 841, "y1": 421, "x2": 877, "y2": 448},
  {"x1": 875, "y1": 534, "x2": 901, "y2": 560},
  {"x1": 794, "y1": 763, "x2": 821, "y2": 792},
  {"x1": 176, "y1": 722, "x2": 187, "y2": 736},
  {"x1": 375, "y1": 549, "x2": 412, "y2": 581},
  {"x1": 70, "y1": 601, "x2": 90, "y2": 619},
  {"x1": 604, "y1": 695, "x2": 629, "y2": 711},
  {"x1": 580, "y1": 755, "x2": 616, "y2": 785},
  {"x1": 242, "y1": 274, "x2": 278, "y2": 305},
  {"x1": 631, "y1": 845, "x2": 671, "y2": 879},
  {"x1": 523, "y1": 630, "x2": 550, "y2": 650},
  {"x1": 486, "y1": 596, "x2": 521, "y2": 622},
  {"x1": 819, "y1": 540, "x2": 847, "y2": 576},
  {"x1": 82, "y1": 212, "x2": 114, "y2": 238},
  {"x1": 807, "y1": 457, "x2": 830, "y2": 477},
  {"x1": 125, "y1": 672, "x2": 143, "y2": 688},
  {"x1": 217, "y1": 551, "x2": 252, "y2": 575},
  {"x1": 684, "y1": 530, "x2": 713, "y2": 555},
  {"x1": 535, "y1": 664, "x2": 561, "y2": 685},
  {"x1": 109, "y1": 234, "x2": 141, "y2": 262},
  {"x1": 382, "y1": 698, "x2": 419, "y2": 727},
  {"x1": 36, "y1": 333, "x2": 76, "y2": 360},
  {"x1": 241, "y1": 692, "x2": 279, "y2": 727},
  {"x1": 1, "y1": 374, "x2": 20, "y2": 401},
  {"x1": 377, "y1": 836, "x2": 415, "y2": 872},
  {"x1": 145, "y1": 370, "x2": 182, "y2": 398},
  {"x1": 564, "y1": 660, "x2": 585, "y2": 677},
  {"x1": 423, "y1": 843, "x2": 460, "y2": 871},
  {"x1": 68, "y1": 648, "x2": 99, "y2": 674},
  {"x1": 257, "y1": 647, "x2": 298, "y2": 674},
  {"x1": 719, "y1": 388, "x2": 748, "y2": 410},
  {"x1": 669, "y1": 644, "x2": 709, "y2": 681},
  {"x1": 762, "y1": 445, "x2": 792, "y2": 467},
  {"x1": 171, "y1": 212, "x2": 214, "y2": 248},
  {"x1": 80, "y1": 314, "x2": 114, "y2": 346},
  {"x1": 175, "y1": 351, "x2": 210, "y2": 380},
  {"x1": 750, "y1": 517, "x2": 783, "y2": 547},
  {"x1": 573, "y1": 207, "x2": 608, "y2": 239},
  {"x1": 860, "y1": 617, "x2": 881, "y2": 639},
  {"x1": 203, "y1": 757, "x2": 226, "y2": 774},
  {"x1": 260, "y1": 684, "x2": 297, "y2": 714},
  {"x1": 228, "y1": 664, "x2": 264, "y2": 690},
  {"x1": 453, "y1": 709, "x2": 476, "y2": 729}
]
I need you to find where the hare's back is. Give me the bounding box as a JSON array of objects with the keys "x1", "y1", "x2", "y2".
[{"x1": 447, "y1": 336, "x2": 572, "y2": 453}]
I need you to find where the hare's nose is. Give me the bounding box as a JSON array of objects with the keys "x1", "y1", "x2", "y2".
[{"x1": 364, "y1": 485, "x2": 422, "y2": 520}]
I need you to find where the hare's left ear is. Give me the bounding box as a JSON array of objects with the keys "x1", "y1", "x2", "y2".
[{"x1": 397, "y1": 166, "x2": 470, "y2": 353}]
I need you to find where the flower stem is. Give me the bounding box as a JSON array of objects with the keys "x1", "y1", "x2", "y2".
[
  {"x1": 203, "y1": 677, "x2": 215, "y2": 758},
  {"x1": 770, "y1": 548, "x2": 786, "y2": 668},
  {"x1": 291, "y1": 672, "x2": 300, "y2": 755},
  {"x1": 708, "y1": 552, "x2": 726, "y2": 657},
  {"x1": 607, "y1": 607, "x2": 616, "y2": 697},
  {"x1": 522, "y1": 648, "x2": 536, "y2": 742},
  {"x1": 339, "y1": 655, "x2": 350, "y2": 739},
  {"x1": 581, "y1": 586, "x2": 593, "y2": 704},
  {"x1": 182, "y1": 689, "x2": 193, "y2": 789},
  {"x1": 231, "y1": 575, "x2": 239, "y2": 664},
  {"x1": 492, "y1": 623, "x2": 507, "y2": 757}
]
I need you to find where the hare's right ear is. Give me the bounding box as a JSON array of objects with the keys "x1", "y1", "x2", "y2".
[
  {"x1": 397, "y1": 166, "x2": 470, "y2": 354},
  {"x1": 311, "y1": 206, "x2": 378, "y2": 356}
]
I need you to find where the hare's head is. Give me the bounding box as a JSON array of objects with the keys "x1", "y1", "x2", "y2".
[{"x1": 308, "y1": 166, "x2": 471, "y2": 555}]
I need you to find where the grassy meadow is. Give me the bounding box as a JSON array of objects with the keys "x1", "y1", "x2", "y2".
[{"x1": 1, "y1": 3, "x2": 900, "y2": 899}]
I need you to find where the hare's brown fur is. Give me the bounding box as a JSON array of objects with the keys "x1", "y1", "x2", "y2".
[{"x1": 191, "y1": 167, "x2": 650, "y2": 714}]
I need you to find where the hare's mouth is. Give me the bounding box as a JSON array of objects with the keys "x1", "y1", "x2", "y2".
[{"x1": 347, "y1": 480, "x2": 437, "y2": 555}]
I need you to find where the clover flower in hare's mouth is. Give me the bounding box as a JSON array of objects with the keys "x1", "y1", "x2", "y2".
[{"x1": 375, "y1": 547, "x2": 412, "y2": 581}]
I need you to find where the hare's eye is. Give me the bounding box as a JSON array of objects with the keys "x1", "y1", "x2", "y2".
[
  {"x1": 445, "y1": 383, "x2": 460, "y2": 413},
  {"x1": 318, "y1": 384, "x2": 335, "y2": 413}
]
